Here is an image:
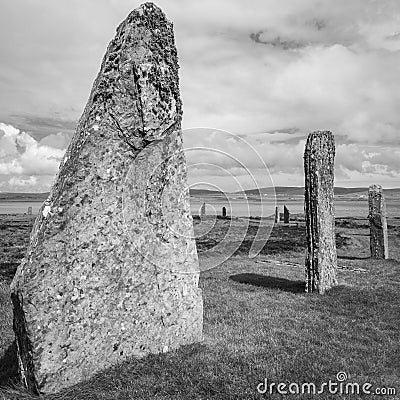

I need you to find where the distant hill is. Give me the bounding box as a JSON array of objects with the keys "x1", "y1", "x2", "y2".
[
  {"x1": 239, "y1": 186, "x2": 400, "y2": 197},
  {"x1": 0, "y1": 192, "x2": 49, "y2": 201},
  {"x1": 241, "y1": 187, "x2": 303, "y2": 196},
  {"x1": 1, "y1": 187, "x2": 399, "y2": 201},
  {"x1": 189, "y1": 188, "x2": 226, "y2": 196},
  {"x1": 0, "y1": 190, "x2": 225, "y2": 200}
]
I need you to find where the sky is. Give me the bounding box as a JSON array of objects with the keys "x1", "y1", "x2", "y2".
[{"x1": 0, "y1": 0, "x2": 399, "y2": 192}]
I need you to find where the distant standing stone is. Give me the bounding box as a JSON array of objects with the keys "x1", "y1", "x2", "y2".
[
  {"x1": 304, "y1": 131, "x2": 338, "y2": 294},
  {"x1": 27, "y1": 206, "x2": 32, "y2": 215},
  {"x1": 222, "y1": 206, "x2": 227, "y2": 217},
  {"x1": 283, "y1": 205, "x2": 290, "y2": 224},
  {"x1": 274, "y1": 206, "x2": 279, "y2": 223},
  {"x1": 10, "y1": 3, "x2": 202, "y2": 394},
  {"x1": 368, "y1": 184, "x2": 389, "y2": 259},
  {"x1": 201, "y1": 202, "x2": 206, "y2": 218}
]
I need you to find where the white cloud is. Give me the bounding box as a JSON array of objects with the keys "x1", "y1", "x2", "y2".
[
  {"x1": 0, "y1": 123, "x2": 67, "y2": 192},
  {"x1": 40, "y1": 132, "x2": 72, "y2": 149},
  {"x1": 0, "y1": 0, "x2": 399, "y2": 189},
  {"x1": 8, "y1": 176, "x2": 38, "y2": 188},
  {"x1": 183, "y1": 128, "x2": 400, "y2": 190}
]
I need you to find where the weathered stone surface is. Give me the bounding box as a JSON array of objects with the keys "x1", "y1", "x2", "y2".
[
  {"x1": 283, "y1": 205, "x2": 290, "y2": 224},
  {"x1": 274, "y1": 206, "x2": 279, "y2": 224},
  {"x1": 368, "y1": 184, "x2": 389, "y2": 259},
  {"x1": 10, "y1": 3, "x2": 202, "y2": 394},
  {"x1": 304, "y1": 131, "x2": 338, "y2": 294}
]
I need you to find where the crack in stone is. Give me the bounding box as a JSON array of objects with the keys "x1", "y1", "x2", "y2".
[{"x1": 131, "y1": 63, "x2": 147, "y2": 136}]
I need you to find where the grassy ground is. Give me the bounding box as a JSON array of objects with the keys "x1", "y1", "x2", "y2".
[{"x1": 0, "y1": 214, "x2": 399, "y2": 399}]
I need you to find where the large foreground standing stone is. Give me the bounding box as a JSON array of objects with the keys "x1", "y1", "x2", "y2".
[
  {"x1": 10, "y1": 3, "x2": 202, "y2": 394},
  {"x1": 368, "y1": 184, "x2": 389, "y2": 259},
  {"x1": 304, "y1": 131, "x2": 338, "y2": 293}
]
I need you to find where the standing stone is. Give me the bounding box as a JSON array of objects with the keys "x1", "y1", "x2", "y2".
[
  {"x1": 304, "y1": 131, "x2": 337, "y2": 294},
  {"x1": 283, "y1": 205, "x2": 290, "y2": 224},
  {"x1": 368, "y1": 184, "x2": 389, "y2": 259},
  {"x1": 274, "y1": 206, "x2": 279, "y2": 223},
  {"x1": 27, "y1": 206, "x2": 32, "y2": 215},
  {"x1": 201, "y1": 202, "x2": 206, "y2": 218},
  {"x1": 222, "y1": 206, "x2": 227, "y2": 217},
  {"x1": 10, "y1": 3, "x2": 202, "y2": 394}
]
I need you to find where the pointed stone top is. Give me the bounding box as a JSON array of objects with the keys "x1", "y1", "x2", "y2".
[
  {"x1": 81, "y1": 1, "x2": 182, "y2": 151},
  {"x1": 304, "y1": 131, "x2": 335, "y2": 161},
  {"x1": 307, "y1": 130, "x2": 334, "y2": 141},
  {"x1": 309, "y1": 130, "x2": 333, "y2": 134},
  {"x1": 132, "y1": 2, "x2": 165, "y2": 15},
  {"x1": 369, "y1": 184, "x2": 383, "y2": 191},
  {"x1": 120, "y1": 2, "x2": 172, "y2": 31}
]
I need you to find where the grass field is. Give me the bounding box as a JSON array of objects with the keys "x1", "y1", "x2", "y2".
[{"x1": 0, "y1": 214, "x2": 399, "y2": 399}]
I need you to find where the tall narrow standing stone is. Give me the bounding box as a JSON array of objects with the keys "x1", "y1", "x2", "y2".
[
  {"x1": 283, "y1": 205, "x2": 290, "y2": 224},
  {"x1": 304, "y1": 131, "x2": 337, "y2": 294},
  {"x1": 368, "y1": 184, "x2": 389, "y2": 259},
  {"x1": 10, "y1": 3, "x2": 202, "y2": 394},
  {"x1": 201, "y1": 202, "x2": 206, "y2": 218},
  {"x1": 222, "y1": 206, "x2": 227, "y2": 217},
  {"x1": 274, "y1": 206, "x2": 279, "y2": 223}
]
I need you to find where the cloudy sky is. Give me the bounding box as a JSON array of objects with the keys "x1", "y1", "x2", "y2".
[{"x1": 0, "y1": 0, "x2": 399, "y2": 192}]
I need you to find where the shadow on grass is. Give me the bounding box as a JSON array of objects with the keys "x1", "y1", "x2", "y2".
[
  {"x1": 0, "y1": 340, "x2": 19, "y2": 387},
  {"x1": 229, "y1": 273, "x2": 305, "y2": 293},
  {"x1": 338, "y1": 255, "x2": 370, "y2": 260},
  {"x1": 27, "y1": 343, "x2": 252, "y2": 400}
]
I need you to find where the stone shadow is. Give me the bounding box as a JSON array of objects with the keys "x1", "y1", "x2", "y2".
[
  {"x1": 229, "y1": 274, "x2": 305, "y2": 293},
  {"x1": 338, "y1": 255, "x2": 370, "y2": 260},
  {"x1": 0, "y1": 340, "x2": 19, "y2": 387}
]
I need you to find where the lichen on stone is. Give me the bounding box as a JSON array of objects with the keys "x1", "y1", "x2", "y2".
[{"x1": 10, "y1": 2, "x2": 203, "y2": 394}]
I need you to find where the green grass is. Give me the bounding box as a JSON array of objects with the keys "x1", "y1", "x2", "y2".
[
  {"x1": 0, "y1": 216, "x2": 399, "y2": 399},
  {"x1": 0, "y1": 281, "x2": 17, "y2": 392}
]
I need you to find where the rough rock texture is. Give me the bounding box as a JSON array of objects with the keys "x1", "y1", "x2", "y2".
[
  {"x1": 10, "y1": 3, "x2": 203, "y2": 394},
  {"x1": 274, "y1": 206, "x2": 279, "y2": 224},
  {"x1": 304, "y1": 131, "x2": 338, "y2": 294},
  {"x1": 222, "y1": 206, "x2": 227, "y2": 217},
  {"x1": 368, "y1": 184, "x2": 389, "y2": 259},
  {"x1": 283, "y1": 206, "x2": 290, "y2": 224}
]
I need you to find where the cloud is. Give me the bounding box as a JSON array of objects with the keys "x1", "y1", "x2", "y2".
[
  {"x1": 0, "y1": 0, "x2": 399, "y2": 189},
  {"x1": 12, "y1": 115, "x2": 77, "y2": 141},
  {"x1": 0, "y1": 123, "x2": 67, "y2": 192},
  {"x1": 1, "y1": 122, "x2": 398, "y2": 193},
  {"x1": 40, "y1": 132, "x2": 73, "y2": 149},
  {"x1": 165, "y1": 1, "x2": 400, "y2": 153},
  {"x1": 183, "y1": 128, "x2": 400, "y2": 190},
  {"x1": 250, "y1": 31, "x2": 307, "y2": 50},
  {"x1": 8, "y1": 176, "x2": 38, "y2": 188}
]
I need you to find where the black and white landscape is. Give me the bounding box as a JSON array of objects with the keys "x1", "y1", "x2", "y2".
[{"x1": 0, "y1": 1, "x2": 399, "y2": 399}]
